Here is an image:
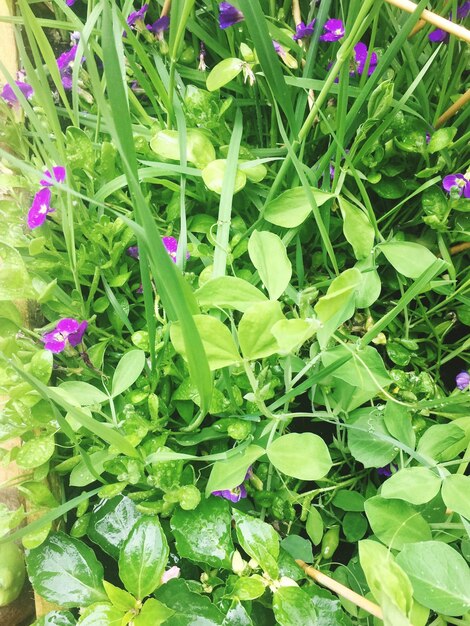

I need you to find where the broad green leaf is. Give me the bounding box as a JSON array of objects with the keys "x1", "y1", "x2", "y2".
[
  {"x1": 87, "y1": 496, "x2": 141, "y2": 559},
  {"x1": 223, "y1": 601, "x2": 254, "y2": 626},
  {"x1": 239, "y1": 160, "x2": 267, "y2": 182},
  {"x1": 134, "y1": 598, "x2": 175, "y2": 626},
  {"x1": 416, "y1": 423, "x2": 467, "y2": 462},
  {"x1": 315, "y1": 268, "x2": 362, "y2": 347},
  {"x1": 195, "y1": 276, "x2": 267, "y2": 312},
  {"x1": 155, "y1": 579, "x2": 224, "y2": 625},
  {"x1": 233, "y1": 509, "x2": 279, "y2": 578},
  {"x1": 150, "y1": 129, "x2": 215, "y2": 168},
  {"x1": 264, "y1": 187, "x2": 333, "y2": 228},
  {"x1": 332, "y1": 490, "x2": 365, "y2": 512},
  {"x1": 338, "y1": 197, "x2": 375, "y2": 260},
  {"x1": 271, "y1": 318, "x2": 319, "y2": 355},
  {"x1": 383, "y1": 402, "x2": 416, "y2": 449},
  {"x1": 248, "y1": 230, "x2": 292, "y2": 301},
  {"x1": 16, "y1": 435, "x2": 55, "y2": 469},
  {"x1": 26, "y1": 532, "x2": 107, "y2": 608},
  {"x1": 0, "y1": 242, "x2": 33, "y2": 299},
  {"x1": 303, "y1": 583, "x2": 351, "y2": 626},
  {"x1": 202, "y1": 159, "x2": 246, "y2": 195},
  {"x1": 378, "y1": 242, "x2": 438, "y2": 279},
  {"x1": 355, "y1": 257, "x2": 381, "y2": 308},
  {"x1": 359, "y1": 540, "x2": 413, "y2": 624},
  {"x1": 205, "y1": 445, "x2": 264, "y2": 496},
  {"x1": 119, "y1": 516, "x2": 169, "y2": 599},
  {"x1": 238, "y1": 300, "x2": 284, "y2": 359},
  {"x1": 381, "y1": 467, "x2": 442, "y2": 505},
  {"x1": 267, "y1": 433, "x2": 332, "y2": 481},
  {"x1": 343, "y1": 512, "x2": 368, "y2": 543},
  {"x1": 77, "y1": 603, "x2": 124, "y2": 625},
  {"x1": 70, "y1": 450, "x2": 113, "y2": 487},
  {"x1": 348, "y1": 408, "x2": 398, "y2": 468},
  {"x1": 0, "y1": 542, "x2": 25, "y2": 605},
  {"x1": 103, "y1": 580, "x2": 136, "y2": 611},
  {"x1": 306, "y1": 507, "x2": 323, "y2": 546},
  {"x1": 364, "y1": 496, "x2": 432, "y2": 550},
  {"x1": 441, "y1": 474, "x2": 470, "y2": 520},
  {"x1": 206, "y1": 58, "x2": 244, "y2": 91},
  {"x1": 272, "y1": 586, "x2": 317, "y2": 626},
  {"x1": 280, "y1": 535, "x2": 313, "y2": 563},
  {"x1": 427, "y1": 127, "x2": 457, "y2": 154},
  {"x1": 367, "y1": 79, "x2": 394, "y2": 119},
  {"x1": 111, "y1": 350, "x2": 146, "y2": 397},
  {"x1": 228, "y1": 576, "x2": 267, "y2": 601},
  {"x1": 32, "y1": 610, "x2": 76, "y2": 626},
  {"x1": 65, "y1": 127, "x2": 94, "y2": 171},
  {"x1": 171, "y1": 497, "x2": 233, "y2": 569},
  {"x1": 57, "y1": 381, "x2": 109, "y2": 406},
  {"x1": 396, "y1": 541, "x2": 470, "y2": 616},
  {"x1": 171, "y1": 314, "x2": 241, "y2": 370}
]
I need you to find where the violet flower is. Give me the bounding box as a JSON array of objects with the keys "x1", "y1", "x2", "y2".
[
  {"x1": 377, "y1": 463, "x2": 397, "y2": 477},
  {"x1": 127, "y1": 4, "x2": 149, "y2": 27},
  {"x1": 219, "y1": 2, "x2": 244, "y2": 29},
  {"x1": 40, "y1": 166, "x2": 66, "y2": 187},
  {"x1": 320, "y1": 18, "x2": 344, "y2": 42},
  {"x1": 1, "y1": 81, "x2": 33, "y2": 106},
  {"x1": 456, "y1": 371, "x2": 470, "y2": 390},
  {"x1": 27, "y1": 188, "x2": 55, "y2": 229},
  {"x1": 147, "y1": 15, "x2": 170, "y2": 38},
  {"x1": 56, "y1": 45, "x2": 78, "y2": 90},
  {"x1": 162, "y1": 236, "x2": 190, "y2": 262},
  {"x1": 293, "y1": 19, "x2": 316, "y2": 41},
  {"x1": 457, "y1": 1, "x2": 470, "y2": 18},
  {"x1": 42, "y1": 318, "x2": 88, "y2": 353},
  {"x1": 351, "y1": 42, "x2": 377, "y2": 76},
  {"x1": 66, "y1": 0, "x2": 77, "y2": 6},
  {"x1": 273, "y1": 40, "x2": 285, "y2": 58},
  {"x1": 127, "y1": 245, "x2": 140, "y2": 259},
  {"x1": 212, "y1": 467, "x2": 252, "y2": 503},
  {"x1": 429, "y1": 29, "x2": 448, "y2": 43},
  {"x1": 442, "y1": 173, "x2": 470, "y2": 198}
]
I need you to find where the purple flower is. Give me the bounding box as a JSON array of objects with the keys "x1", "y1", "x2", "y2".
[
  {"x1": 162, "y1": 236, "x2": 190, "y2": 262},
  {"x1": 127, "y1": 245, "x2": 140, "y2": 259},
  {"x1": 40, "y1": 166, "x2": 66, "y2": 187},
  {"x1": 272, "y1": 40, "x2": 285, "y2": 59},
  {"x1": 147, "y1": 15, "x2": 170, "y2": 36},
  {"x1": 351, "y1": 42, "x2": 377, "y2": 76},
  {"x1": 425, "y1": 132, "x2": 431, "y2": 144},
  {"x1": 57, "y1": 45, "x2": 79, "y2": 90},
  {"x1": 42, "y1": 318, "x2": 88, "y2": 353},
  {"x1": 429, "y1": 28, "x2": 448, "y2": 42},
  {"x1": 442, "y1": 173, "x2": 470, "y2": 198},
  {"x1": 320, "y1": 18, "x2": 344, "y2": 42},
  {"x1": 219, "y1": 2, "x2": 244, "y2": 29},
  {"x1": 1, "y1": 81, "x2": 33, "y2": 106},
  {"x1": 66, "y1": 0, "x2": 77, "y2": 6},
  {"x1": 377, "y1": 463, "x2": 398, "y2": 477},
  {"x1": 212, "y1": 484, "x2": 247, "y2": 503},
  {"x1": 127, "y1": 4, "x2": 148, "y2": 27},
  {"x1": 457, "y1": 1, "x2": 470, "y2": 18},
  {"x1": 293, "y1": 19, "x2": 316, "y2": 41},
  {"x1": 27, "y1": 188, "x2": 55, "y2": 229},
  {"x1": 456, "y1": 371, "x2": 470, "y2": 390}
]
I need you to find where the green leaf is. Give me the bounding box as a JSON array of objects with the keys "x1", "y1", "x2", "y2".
[
  {"x1": 31, "y1": 610, "x2": 76, "y2": 626},
  {"x1": 134, "y1": 598, "x2": 175, "y2": 626},
  {"x1": 355, "y1": 257, "x2": 381, "y2": 309},
  {"x1": 111, "y1": 350, "x2": 146, "y2": 397},
  {"x1": 332, "y1": 490, "x2": 365, "y2": 512},
  {"x1": 364, "y1": 496, "x2": 432, "y2": 550},
  {"x1": 57, "y1": 382, "x2": 109, "y2": 406},
  {"x1": 87, "y1": 496, "x2": 141, "y2": 559},
  {"x1": 359, "y1": 540, "x2": 413, "y2": 626},
  {"x1": 281, "y1": 535, "x2": 313, "y2": 563},
  {"x1": 314, "y1": 268, "x2": 362, "y2": 347},
  {"x1": 264, "y1": 187, "x2": 333, "y2": 228},
  {"x1": 381, "y1": 467, "x2": 442, "y2": 505},
  {"x1": 378, "y1": 242, "x2": 439, "y2": 279},
  {"x1": 228, "y1": 575, "x2": 267, "y2": 601},
  {"x1": 65, "y1": 127, "x2": 94, "y2": 171},
  {"x1": 238, "y1": 301, "x2": 284, "y2": 359},
  {"x1": 150, "y1": 129, "x2": 216, "y2": 169},
  {"x1": 77, "y1": 603, "x2": 124, "y2": 625},
  {"x1": 0, "y1": 242, "x2": 33, "y2": 299},
  {"x1": 26, "y1": 532, "x2": 107, "y2": 608},
  {"x1": 223, "y1": 601, "x2": 254, "y2": 626},
  {"x1": 233, "y1": 509, "x2": 279, "y2": 578},
  {"x1": 338, "y1": 197, "x2": 375, "y2": 260},
  {"x1": 306, "y1": 507, "x2": 323, "y2": 546},
  {"x1": 416, "y1": 423, "x2": 467, "y2": 462},
  {"x1": 195, "y1": 276, "x2": 267, "y2": 312},
  {"x1": 343, "y1": 512, "x2": 368, "y2": 543},
  {"x1": 347, "y1": 408, "x2": 398, "y2": 468},
  {"x1": 119, "y1": 516, "x2": 169, "y2": 599},
  {"x1": 206, "y1": 58, "x2": 244, "y2": 91},
  {"x1": 441, "y1": 474, "x2": 470, "y2": 520},
  {"x1": 171, "y1": 497, "x2": 233, "y2": 569},
  {"x1": 70, "y1": 450, "x2": 113, "y2": 487},
  {"x1": 303, "y1": 583, "x2": 351, "y2": 626},
  {"x1": 270, "y1": 319, "x2": 320, "y2": 354},
  {"x1": 248, "y1": 231, "x2": 292, "y2": 300},
  {"x1": 202, "y1": 159, "x2": 246, "y2": 195},
  {"x1": 16, "y1": 435, "x2": 55, "y2": 469},
  {"x1": 396, "y1": 541, "x2": 470, "y2": 616},
  {"x1": 367, "y1": 79, "x2": 394, "y2": 119},
  {"x1": 171, "y1": 314, "x2": 241, "y2": 370},
  {"x1": 205, "y1": 445, "x2": 264, "y2": 496},
  {"x1": 427, "y1": 127, "x2": 457, "y2": 154},
  {"x1": 103, "y1": 580, "x2": 136, "y2": 611},
  {"x1": 155, "y1": 578, "x2": 225, "y2": 625},
  {"x1": 267, "y1": 433, "x2": 332, "y2": 481},
  {"x1": 272, "y1": 586, "x2": 317, "y2": 626},
  {"x1": 383, "y1": 402, "x2": 416, "y2": 449}
]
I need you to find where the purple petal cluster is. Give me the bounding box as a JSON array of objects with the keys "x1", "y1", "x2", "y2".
[
  {"x1": 1, "y1": 81, "x2": 33, "y2": 107},
  {"x1": 212, "y1": 467, "x2": 252, "y2": 502},
  {"x1": 127, "y1": 4, "x2": 149, "y2": 27},
  {"x1": 127, "y1": 245, "x2": 140, "y2": 259},
  {"x1": 456, "y1": 371, "x2": 470, "y2": 390},
  {"x1": 66, "y1": 0, "x2": 77, "y2": 6},
  {"x1": 293, "y1": 19, "x2": 316, "y2": 41},
  {"x1": 42, "y1": 318, "x2": 88, "y2": 353},
  {"x1": 56, "y1": 45, "x2": 80, "y2": 90},
  {"x1": 320, "y1": 18, "x2": 344, "y2": 42},
  {"x1": 377, "y1": 463, "x2": 398, "y2": 477},
  {"x1": 429, "y1": 2, "x2": 470, "y2": 41},
  {"x1": 219, "y1": 3, "x2": 244, "y2": 29},
  {"x1": 28, "y1": 166, "x2": 66, "y2": 229},
  {"x1": 351, "y1": 42, "x2": 378, "y2": 76},
  {"x1": 272, "y1": 40, "x2": 285, "y2": 59},
  {"x1": 147, "y1": 15, "x2": 170, "y2": 36},
  {"x1": 40, "y1": 166, "x2": 66, "y2": 187},
  {"x1": 127, "y1": 237, "x2": 190, "y2": 264},
  {"x1": 442, "y1": 173, "x2": 470, "y2": 198}
]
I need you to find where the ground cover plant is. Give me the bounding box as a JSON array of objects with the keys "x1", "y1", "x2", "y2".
[{"x1": 0, "y1": 0, "x2": 470, "y2": 624}]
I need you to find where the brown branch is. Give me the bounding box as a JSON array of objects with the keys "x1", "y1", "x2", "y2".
[
  {"x1": 292, "y1": 0, "x2": 302, "y2": 27},
  {"x1": 450, "y1": 241, "x2": 470, "y2": 256},
  {"x1": 436, "y1": 89, "x2": 470, "y2": 128},
  {"x1": 296, "y1": 560, "x2": 384, "y2": 620},
  {"x1": 161, "y1": 0, "x2": 171, "y2": 17}
]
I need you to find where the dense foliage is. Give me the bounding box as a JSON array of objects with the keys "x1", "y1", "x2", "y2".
[{"x1": 0, "y1": 1, "x2": 469, "y2": 625}]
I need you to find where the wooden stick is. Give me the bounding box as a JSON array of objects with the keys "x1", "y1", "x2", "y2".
[
  {"x1": 435, "y1": 88, "x2": 470, "y2": 128},
  {"x1": 292, "y1": 0, "x2": 302, "y2": 27},
  {"x1": 385, "y1": 0, "x2": 470, "y2": 43},
  {"x1": 296, "y1": 560, "x2": 384, "y2": 620},
  {"x1": 161, "y1": 0, "x2": 171, "y2": 17},
  {"x1": 450, "y1": 241, "x2": 470, "y2": 256}
]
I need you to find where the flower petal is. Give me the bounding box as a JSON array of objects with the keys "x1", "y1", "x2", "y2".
[
  {"x1": 27, "y1": 188, "x2": 53, "y2": 229},
  {"x1": 219, "y1": 2, "x2": 245, "y2": 29},
  {"x1": 56, "y1": 318, "x2": 81, "y2": 334},
  {"x1": 40, "y1": 166, "x2": 66, "y2": 187},
  {"x1": 68, "y1": 321, "x2": 88, "y2": 347}
]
